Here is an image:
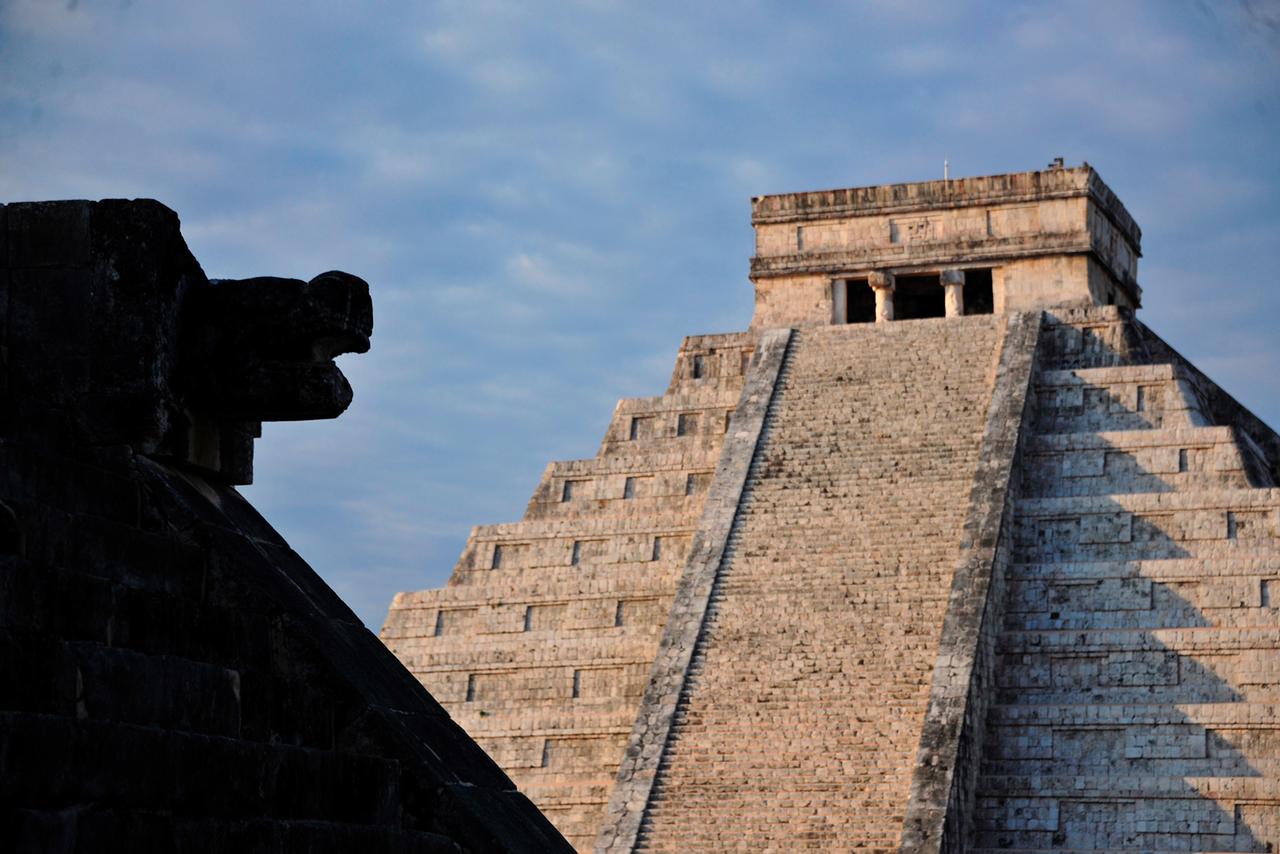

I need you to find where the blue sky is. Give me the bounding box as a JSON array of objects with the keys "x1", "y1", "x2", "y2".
[{"x1": 3, "y1": 0, "x2": 1278, "y2": 628}]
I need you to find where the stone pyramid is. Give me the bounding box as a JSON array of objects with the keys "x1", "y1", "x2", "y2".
[{"x1": 381, "y1": 164, "x2": 1280, "y2": 852}]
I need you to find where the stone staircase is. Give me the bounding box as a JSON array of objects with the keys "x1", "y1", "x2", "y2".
[
  {"x1": 381, "y1": 333, "x2": 754, "y2": 852},
  {"x1": 973, "y1": 310, "x2": 1280, "y2": 851},
  {"x1": 636, "y1": 317, "x2": 1005, "y2": 851}
]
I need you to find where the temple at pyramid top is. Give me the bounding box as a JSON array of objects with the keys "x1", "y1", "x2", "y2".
[{"x1": 748, "y1": 161, "x2": 1142, "y2": 326}]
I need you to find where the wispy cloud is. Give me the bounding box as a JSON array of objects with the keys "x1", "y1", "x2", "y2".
[{"x1": 3, "y1": 0, "x2": 1277, "y2": 627}]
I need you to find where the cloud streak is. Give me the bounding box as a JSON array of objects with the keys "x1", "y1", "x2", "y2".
[{"x1": 2, "y1": 0, "x2": 1278, "y2": 627}]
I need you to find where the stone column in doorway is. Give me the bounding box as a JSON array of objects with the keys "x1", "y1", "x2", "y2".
[
  {"x1": 868, "y1": 271, "x2": 896, "y2": 323},
  {"x1": 941, "y1": 268, "x2": 965, "y2": 317}
]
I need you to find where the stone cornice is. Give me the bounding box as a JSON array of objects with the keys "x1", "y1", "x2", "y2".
[
  {"x1": 751, "y1": 165, "x2": 1141, "y2": 252},
  {"x1": 749, "y1": 233, "x2": 1096, "y2": 279}
]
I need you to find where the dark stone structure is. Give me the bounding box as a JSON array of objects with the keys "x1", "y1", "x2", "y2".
[{"x1": 0, "y1": 200, "x2": 571, "y2": 852}]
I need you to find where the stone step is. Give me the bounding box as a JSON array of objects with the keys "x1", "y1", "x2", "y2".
[
  {"x1": 497, "y1": 777, "x2": 615, "y2": 803},
  {"x1": 1033, "y1": 364, "x2": 1205, "y2": 433},
  {"x1": 598, "y1": 433, "x2": 730, "y2": 457},
  {"x1": 1038, "y1": 307, "x2": 1136, "y2": 371},
  {"x1": 664, "y1": 333, "x2": 756, "y2": 388},
  {"x1": 373, "y1": 328, "x2": 741, "y2": 850},
  {"x1": 1014, "y1": 540, "x2": 1280, "y2": 567},
  {"x1": 972, "y1": 821, "x2": 1273, "y2": 851},
  {"x1": 609, "y1": 385, "x2": 745, "y2": 412},
  {"x1": 993, "y1": 625, "x2": 1280, "y2": 704},
  {"x1": 452, "y1": 719, "x2": 633, "y2": 740},
  {"x1": 619, "y1": 318, "x2": 1005, "y2": 851},
  {"x1": 1024, "y1": 426, "x2": 1251, "y2": 497},
  {"x1": 992, "y1": 685, "x2": 1280, "y2": 708},
  {"x1": 387, "y1": 609, "x2": 671, "y2": 642},
  {"x1": 457, "y1": 519, "x2": 699, "y2": 573},
  {"x1": 478, "y1": 732, "x2": 627, "y2": 778},
  {"x1": 387, "y1": 573, "x2": 677, "y2": 610},
  {"x1": 1028, "y1": 426, "x2": 1238, "y2": 452},
  {"x1": 437, "y1": 559, "x2": 684, "y2": 593},
  {"x1": 1002, "y1": 606, "x2": 1280, "y2": 633},
  {"x1": 992, "y1": 628, "x2": 1280, "y2": 704},
  {"x1": 603, "y1": 392, "x2": 740, "y2": 426},
  {"x1": 1012, "y1": 491, "x2": 1280, "y2": 562},
  {"x1": 445, "y1": 693, "x2": 650, "y2": 722},
  {"x1": 972, "y1": 313, "x2": 1280, "y2": 854},
  {"x1": 392, "y1": 633, "x2": 663, "y2": 669},
  {"x1": 453, "y1": 708, "x2": 641, "y2": 738},
  {"x1": 974, "y1": 833, "x2": 1260, "y2": 854},
  {"x1": 977, "y1": 773, "x2": 1280, "y2": 799},
  {"x1": 1002, "y1": 573, "x2": 1280, "y2": 631},
  {"x1": 1039, "y1": 364, "x2": 1179, "y2": 387},
  {"x1": 525, "y1": 493, "x2": 705, "y2": 522},
  {"x1": 541, "y1": 448, "x2": 723, "y2": 475},
  {"x1": 1008, "y1": 557, "x2": 1280, "y2": 582},
  {"x1": 397, "y1": 647, "x2": 663, "y2": 682},
  {"x1": 981, "y1": 715, "x2": 1280, "y2": 757},
  {"x1": 987, "y1": 702, "x2": 1280, "y2": 727},
  {"x1": 1024, "y1": 470, "x2": 1252, "y2": 499},
  {"x1": 972, "y1": 849, "x2": 1246, "y2": 854},
  {"x1": 997, "y1": 626, "x2": 1280, "y2": 655},
  {"x1": 1017, "y1": 488, "x2": 1280, "y2": 516},
  {"x1": 981, "y1": 757, "x2": 1280, "y2": 781},
  {"x1": 470, "y1": 513, "x2": 699, "y2": 540},
  {"x1": 531, "y1": 465, "x2": 718, "y2": 511}
]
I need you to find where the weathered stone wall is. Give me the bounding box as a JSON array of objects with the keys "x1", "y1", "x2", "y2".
[
  {"x1": 754, "y1": 196, "x2": 1091, "y2": 266},
  {"x1": 625, "y1": 316, "x2": 1004, "y2": 850},
  {"x1": 1, "y1": 450, "x2": 570, "y2": 852},
  {"x1": 994, "y1": 255, "x2": 1137, "y2": 314},
  {"x1": 749, "y1": 165, "x2": 1143, "y2": 328},
  {"x1": 749, "y1": 273, "x2": 833, "y2": 329},
  {"x1": 971, "y1": 307, "x2": 1280, "y2": 851},
  {"x1": 381, "y1": 333, "x2": 757, "y2": 852}
]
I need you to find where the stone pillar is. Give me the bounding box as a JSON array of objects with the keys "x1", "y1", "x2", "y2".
[
  {"x1": 941, "y1": 269, "x2": 965, "y2": 318},
  {"x1": 868, "y1": 271, "x2": 895, "y2": 323}
]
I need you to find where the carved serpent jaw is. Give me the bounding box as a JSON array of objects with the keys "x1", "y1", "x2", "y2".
[
  {"x1": 198, "y1": 271, "x2": 374, "y2": 421},
  {"x1": 0, "y1": 198, "x2": 375, "y2": 485}
]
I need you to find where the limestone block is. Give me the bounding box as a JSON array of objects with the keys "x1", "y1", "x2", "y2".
[
  {"x1": 1123, "y1": 725, "x2": 1207, "y2": 759},
  {"x1": 985, "y1": 727, "x2": 1054, "y2": 760},
  {"x1": 1051, "y1": 727, "x2": 1125, "y2": 761},
  {"x1": 1049, "y1": 577, "x2": 1153, "y2": 612},
  {"x1": 1199, "y1": 578, "x2": 1264, "y2": 610},
  {"x1": 1079, "y1": 512, "x2": 1132, "y2": 544},
  {"x1": 1063, "y1": 450, "x2": 1105, "y2": 477},
  {"x1": 998, "y1": 797, "x2": 1059, "y2": 831},
  {"x1": 979, "y1": 309, "x2": 1280, "y2": 854},
  {"x1": 1235, "y1": 651, "x2": 1280, "y2": 686}
]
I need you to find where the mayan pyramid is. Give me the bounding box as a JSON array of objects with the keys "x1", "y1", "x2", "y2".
[{"x1": 381, "y1": 163, "x2": 1280, "y2": 852}]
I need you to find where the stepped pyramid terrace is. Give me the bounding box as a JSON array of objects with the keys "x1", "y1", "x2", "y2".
[{"x1": 380, "y1": 163, "x2": 1280, "y2": 852}]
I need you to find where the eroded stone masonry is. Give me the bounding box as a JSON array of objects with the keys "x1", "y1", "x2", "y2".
[
  {"x1": 383, "y1": 163, "x2": 1280, "y2": 852},
  {"x1": 0, "y1": 200, "x2": 571, "y2": 853}
]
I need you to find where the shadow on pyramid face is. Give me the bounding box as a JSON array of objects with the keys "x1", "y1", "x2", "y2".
[{"x1": 977, "y1": 362, "x2": 1280, "y2": 850}]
